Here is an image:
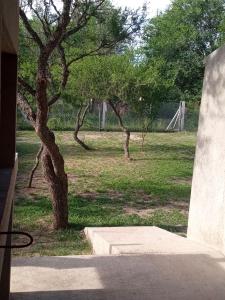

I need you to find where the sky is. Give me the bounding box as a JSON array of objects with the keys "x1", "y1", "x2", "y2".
[{"x1": 112, "y1": 0, "x2": 172, "y2": 17}]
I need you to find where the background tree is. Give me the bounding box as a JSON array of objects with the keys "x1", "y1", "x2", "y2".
[
  {"x1": 143, "y1": 0, "x2": 225, "y2": 104},
  {"x1": 64, "y1": 57, "x2": 101, "y2": 150},
  {"x1": 64, "y1": 87, "x2": 93, "y2": 151},
  {"x1": 71, "y1": 53, "x2": 141, "y2": 159},
  {"x1": 18, "y1": 0, "x2": 146, "y2": 229},
  {"x1": 105, "y1": 55, "x2": 137, "y2": 160}
]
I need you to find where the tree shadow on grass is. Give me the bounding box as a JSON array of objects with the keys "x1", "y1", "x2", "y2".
[
  {"x1": 16, "y1": 143, "x2": 40, "y2": 156},
  {"x1": 59, "y1": 143, "x2": 196, "y2": 162},
  {"x1": 67, "y1": 193, "x2": 188, "y2": 233}
]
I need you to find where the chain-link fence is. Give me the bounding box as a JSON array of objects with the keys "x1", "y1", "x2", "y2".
[{"x1": 17, "y1": 101, "x2": 200, "y2": 132}]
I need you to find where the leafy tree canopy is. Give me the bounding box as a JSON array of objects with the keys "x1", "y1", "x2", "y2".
[{"x1": 143, "y1": 0, "x2": 225, "y2": 103}]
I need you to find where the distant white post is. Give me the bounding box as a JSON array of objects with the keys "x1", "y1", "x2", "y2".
[
  {"x1": 179, "y1": 101, "x2": 186, "y2": 131},
  {"x1": 166, "y1": 101, "x2": 185, "y2": 131},
  {"x1": 101, "y1": 101, "x2": 107, "y2": 130}
]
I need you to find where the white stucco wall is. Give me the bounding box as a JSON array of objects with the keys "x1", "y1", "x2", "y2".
[{"x1": 188, "y1": 44, "x2": 225, "y2": 254}]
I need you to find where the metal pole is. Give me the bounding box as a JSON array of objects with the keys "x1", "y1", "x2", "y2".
[
  {"x1": 173, "y1": 109, "x2": 181, "y2": 130},
  {"x1": 101, "y1": 101, "x2": 107, "y2": 130},
  {"x1": 166, "y1": 109, "x2": 179, "y2": 131},
  {"x1": 98, "y1": 102, "x2": 103, "y2": 131},
  {"x1": 180, "y1": 101, "x2": 185, "y2": 131}
]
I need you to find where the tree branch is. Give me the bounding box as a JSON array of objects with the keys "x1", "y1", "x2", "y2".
[
  {"x1": 42, "y1": 0, "x2": 72, "y2": 62},
  {"x1": 18, "y1": 77, "x2": 36, "y2": 97},
  {"x1": 67, "y1": 44, "x2": 104, "y2": 67},
  {"x1": 20, "y1": 8, "x2": 44, "y2": 49},
  {"x1": 108, "y1": 100, "x2": 124, "y2": 128},
  {"x1": 17, "y1": 93, "x2": 36, "y2": 127},
  {"x1": 63, "y1": 0, "x2": 106, "y2": 40},
  {"x1": 80, "y1": 102, "x2": 90, "y2": 127},
  {"x1": 50, "y1": 0, "x2": 61, "y2": 16},
  {"x1": 48, "y1": 45, "x2": 70, "y2": 107},
  {"x1": 32, "y1": 6, "x2": 52, "y2": 38}
]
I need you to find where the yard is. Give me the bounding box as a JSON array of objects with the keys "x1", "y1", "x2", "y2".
[{"x1": 13, "y1": 131, "x2": 196, "y2": 256}]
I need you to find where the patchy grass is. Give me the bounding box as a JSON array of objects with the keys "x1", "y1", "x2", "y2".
[{"x1": 13, "y1": 131, "x2": 196, "y2": 256}]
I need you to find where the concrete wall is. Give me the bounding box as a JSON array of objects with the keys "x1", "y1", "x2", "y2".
[
  {"x1": 188, "y1": 44, "x2": 225, "y2": 254},
  {"x1": 1, "y1": 0, "x2": 19, "y2": 54}
]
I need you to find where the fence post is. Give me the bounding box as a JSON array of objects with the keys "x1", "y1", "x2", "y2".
[
  {"x1": 98, "y1": 102, "x2": 103, "y2": 131},
  {"x1": 179, "y1": 101, "x2": 186, "y2": 131},
  {"x1": 101, "y1": 101, "x2": 107, "y2": 130}
]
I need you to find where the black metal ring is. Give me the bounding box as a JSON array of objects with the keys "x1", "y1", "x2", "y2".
[{"x1": 0, "y1": 231, "x2": 33, "y2": 249}]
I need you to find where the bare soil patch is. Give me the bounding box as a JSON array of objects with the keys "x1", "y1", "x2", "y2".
[{"x1": 170, "y1": 177, "x2": 192, "y2": 185}]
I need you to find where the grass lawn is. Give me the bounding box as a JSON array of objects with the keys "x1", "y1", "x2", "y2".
[{"x1": 13, "y1": 131, "x2": 196, "y2": 256}]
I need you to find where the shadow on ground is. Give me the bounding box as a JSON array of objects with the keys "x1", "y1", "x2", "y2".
[{"x1": 11, "y1": 253, "x2": 225, "y2": 300}]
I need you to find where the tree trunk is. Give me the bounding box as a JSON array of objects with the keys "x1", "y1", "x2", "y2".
[
  {"x1": 18, "y1": 72, "x2": 70, "y2": 230},
  {"x1": 41, "y1": 133, "x2": 68, "y2": 230},
  {"x1": 141, "y1": 132, "x2": 146, "y2": 151},
  {"x1": 109, "y1": 100, "x2": 131, "y2": 160},
  {"x1": 141, "y1": 119, "x2": 152, "y2": 151},
  {"x1": 74, "y1": 131, "x2": 92, "y2": 150},
  {"x1": 28, "y1": 145, "x2": 44, "y2": 188},
  {"x1": 73, "y1": 103, "x2": 92, "y2": 150}
]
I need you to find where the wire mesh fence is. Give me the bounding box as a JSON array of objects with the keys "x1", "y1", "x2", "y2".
[{"x1": 17, "y1": 101, "x2": 200, "y2": 132}]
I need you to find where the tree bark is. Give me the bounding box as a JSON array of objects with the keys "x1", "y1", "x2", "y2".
[
  {"x1": 38, "y1": 130, "x2": 69, "y2": 230},
  {"x1": 109, "y1": 100, "x2": 131, "y2": 160},
  {"x1": 41, "y1": 142, "x2": 68, "y2": 229},
  {"x1": 28, "y1": 145, "x2": 43, "y2": 188},
  {"x1": 18, "y1": 72, "x2": 69, "y2": 230},
  {"x1": 18, "y1": 93, "x2": 69, "y2": 229},
  {"x1": 73, "y1": 103, "x2": 92, "y2": 150}
]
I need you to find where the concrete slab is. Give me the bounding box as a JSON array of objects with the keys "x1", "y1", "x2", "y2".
[
  {"x1": 11, "y1": 227, "x2": 225, "y2": 299},
  {"x1": 85, "y1": 226, "x2": 217, "y2": 255},
  {"x1": 11, "y1": 251, "x2": 225, "y2": 300}
]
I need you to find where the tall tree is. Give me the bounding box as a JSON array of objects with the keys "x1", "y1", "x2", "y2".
[
  {"x1": 143, "y1": 0, "x2": 225, "y2": 103},
  {"x1": 18, "y1": 0, "x2": 146, "y2": 229}
]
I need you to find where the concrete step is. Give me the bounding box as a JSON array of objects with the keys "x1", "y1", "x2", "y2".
[
  {"x1": 84, "y1": 226, "x2": 218, "y2": 255},
  {"x1": 11, "y1": 227, "x2": 225, "y2": 300}
]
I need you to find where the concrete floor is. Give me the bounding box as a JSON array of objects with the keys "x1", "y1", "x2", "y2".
[{"x1": 11, "y1": 227, "x2": 225, "y2": 300}]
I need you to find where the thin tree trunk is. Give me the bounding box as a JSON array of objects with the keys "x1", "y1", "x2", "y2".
[
  {"x1": 141, "y1": 132, "x2": 146, "y2": 151},
  {"x1": 109, "y1": 100, "x2": 131, "y2": 160},
  {"x1": 74, "y1": 132, "x2": 92, "y2": 150},
  {"x1": 73, "y1": 103, "x2": 92, "y2": 150},
  {"x1": 28, "y1": 145, "x2": 44, "y2": 188},
  {"x1": 141, "y1": 119, "x2": 152, "y2": 151}
]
